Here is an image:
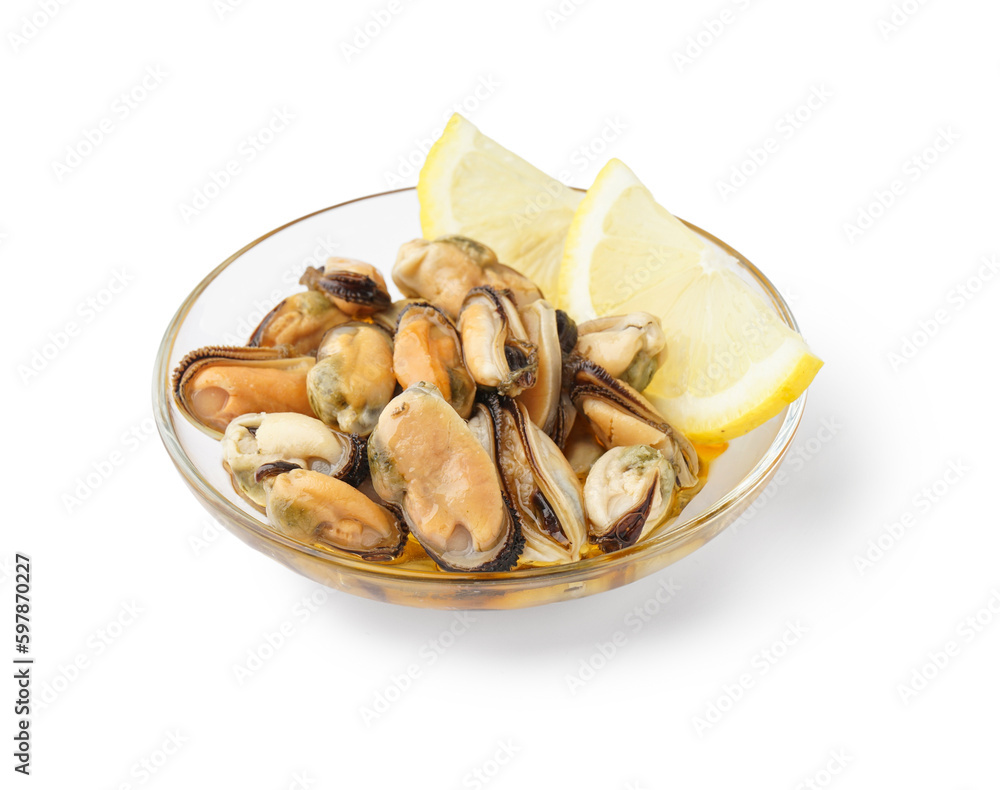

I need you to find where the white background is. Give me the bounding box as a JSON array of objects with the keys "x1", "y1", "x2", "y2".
[{"x1": 5, "y1": 0, "x2": 999, "y2": 787}]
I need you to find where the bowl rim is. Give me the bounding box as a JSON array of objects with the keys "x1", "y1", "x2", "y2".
[{"x1": 153, "y1": 187, "x2": 806, "y2": 585}]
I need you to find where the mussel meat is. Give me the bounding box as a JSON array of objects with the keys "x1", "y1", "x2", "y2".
[
  {"x1": 393, "y1": 302, "x2": 475, "y2": 418},
  {"x1": 300, "y1": 258, "x2": 392, "y2": 317},
  {"x1": 261, "y1": 467, "x2": 406, "y2": 560},
  {"x1": 565, "y1": 355, "x2": 700, "y2": 488},
  {"x1": 248, "y1": 290, "x2": 350, "y2": 355},
  {"x1": 222, "y1": 412, "x2": 366, "y2": 509},
  {"x1": 393, "y1": 236, "x2": 542, "y2": 318},
  {"x1": 576, "y1": 312, "x2": 667, "y2": 391},
  {"x1": 173, "y1": 346, "x2": 315, "y2": 436},
  {"x1": 307, "y1": 323, "x2": 396, "y2": 436},
  {"x1": 458, "y1": 286, "x2": 538, "y2": 397},
  {"x1": 368, "y1": 382, "x2": 523, "y2": 572},
  {"x1": 584, "y1": 445, "x2": 676, "y2": 552}
]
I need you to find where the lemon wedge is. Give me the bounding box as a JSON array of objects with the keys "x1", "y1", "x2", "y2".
[
  {"x1": 558, "y1": 158, "x2": 822, "y2": 444},
  {"x1": 418, "y1": 113, "x2": 582, "y2": 298}
]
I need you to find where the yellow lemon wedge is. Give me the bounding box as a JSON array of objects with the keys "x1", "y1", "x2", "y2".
[{"x1": 558, "y1": 158, "x2": 822, "y2": 443}]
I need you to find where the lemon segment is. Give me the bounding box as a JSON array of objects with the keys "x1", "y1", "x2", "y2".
[
  {"x1": 558, "y1": 158, "x2": 822, "y2": 443},
  {"x1": 418, "y1": 114, "x2": 582, "y2": 299}
]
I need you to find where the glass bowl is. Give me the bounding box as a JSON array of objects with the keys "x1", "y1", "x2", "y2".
[{"x1": 153, "y1": 188, "x2": 806, "y2": 610}]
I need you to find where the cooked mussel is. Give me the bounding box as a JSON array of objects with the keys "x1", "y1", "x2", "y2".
[
  {"x1": 515, "y1": 300, "x2": 563, "y2": 436},
  {"x1": 584, "y1": 445, "x2": 676, "y2": 552},
  {"x1": 368, "y1": 382, "x2": 523, "y2": 572},
  {"x1": 478, "y1": 394, "x2": 587, "y2": 565},
  {"x1": 393, "y1": 236, "x2": 542, "y2": 318},
  {"x1": 307, "y1": 323, "x2": 396, "y2": 437},
  {"x1": 565, "y1": 355, "x2": 700, "y2": 488},
  {"x1": 261, "y1": 467, "x2": 406, "y2": 561},
  {"x1": 458, "y1": 287, "x2": 538, "y2": 397},
  {"x1": 222, "y1": 412, "x2": 366, "y2": 509},
  {"x1": 248, "y1": 290, "x2": 350, "y2": 354},
  {"x1": 173, "y1": 346, "x2": 315, "y2": 436},
  {"x1": 576, "y1": 312, "x2": 667, "y2": 391},
  {"x1": 393, "y1": 302, "x2": 475, "y2": 418},
  {"x1": 300, "y1": 258, "x2": 392, "y2": 317}
]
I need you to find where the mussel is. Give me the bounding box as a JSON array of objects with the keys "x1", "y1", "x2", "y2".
[
  {"x1": 307, "y1": 323, "x2": 396, "y2": 436},
  {"x1": 392, "y1": 302, "x2": 476, "y2": 418},
  {"x1": 300, "y1": 258, "x2": 392, "y2": 317},
  {"x1": 261, "y1": 467, "x2": 406, "y2": 560},
  {"x1": 222, "y1": 412, "x2": 366, "y2": 509},
  {"x1": 576, "y1": 312, "x2": 667, "y2": 391},
  {"x1": 458, "y1": 286, "x2": 538, "y2": 397},
  {"x1": 393, "y1": 236, "x2": 542, "y2": 318},
  {"x1": 515, "y1": 299, "x2": 564, "y2": 436},
  {"x1": 565, "y1": 355, "x2": 700, "y2": 488},
  {"x1": 248, "y1": 290, "x2": 350, "y2": 355},
  {"x1": 368, "y1": 383, "x2": 523, "y2": 572},
  {"x1": 476, "y1": 394, "x2": 587, "y2": 565},
  {"x1": 584, "y1": 445, "x2": 676, "y2": 552},
  {"x1": 173, "y1": 346, "x2": 315, "y2": 436}
]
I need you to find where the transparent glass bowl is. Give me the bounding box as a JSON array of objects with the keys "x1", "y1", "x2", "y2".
[{"x1": 153, "y1": 188, "x2": 806, "y2": 609}]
